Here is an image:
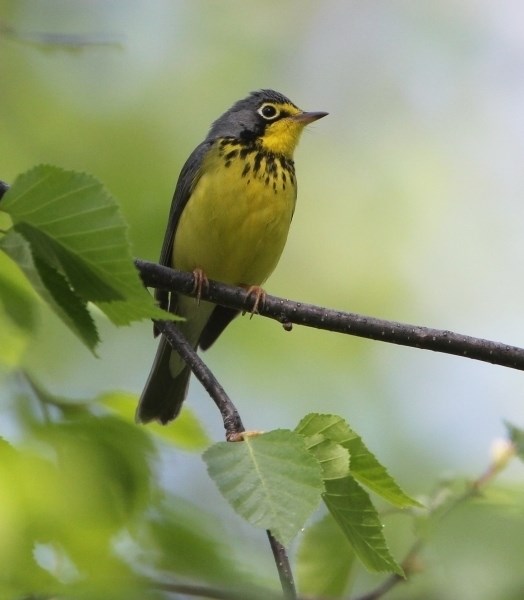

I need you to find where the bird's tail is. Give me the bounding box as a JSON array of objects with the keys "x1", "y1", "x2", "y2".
[{"x1": 136, "y1": 335, "x2": 191, "y2": 424}]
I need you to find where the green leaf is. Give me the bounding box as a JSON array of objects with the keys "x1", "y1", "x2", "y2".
[
  {"x1": 347, "y1": 435, "x2": 420, "y2": 508},
  {"x1": 1, "y1": 165, "x2": 164, "y2": 332},
  {"x1": 297, "y1": 412, "x2": 356, "y2": 441},
  {"x1": 0, "y1": 306, "x2": 28, "y2": 369},
  {"x1": 0, "y1": 249, "x2": 38, "y2": 333},
  {"x1": 1, "y1": 230, "x2": 99, "y2": 351},
  {"x1": 145, "y1": 498, "x2": 253, "y2": 586},
  {"x1": 100, "y1": 390, "x2": 211, "y2": 451},
  {"x1": 34, "y1": 414, "x2": 155, "y2": 525},
  {"x1": 203, "y1": 429, "x2": 324, "y2": 545},
  {"x1": 16, "y1": 221, "x2": 122, "y2": 302},
  {"x1": 302, "y1": 434, "x2": 350, "y2": 480},
  {"x1": 297, "y1": 513, "x2": 356, "y2": 598},
  {"x1": 297, "y1": 413, "x2": 420, "y2": 508},
  {"x1": 296, "y1": 414, "x2": 412, "y2": 576},
  {"x1": 323, "y1": 475, "x2": 404, "y2": 576},
  {"x1": 0, "y1": 250, "x2": 39, "y2": 367}
]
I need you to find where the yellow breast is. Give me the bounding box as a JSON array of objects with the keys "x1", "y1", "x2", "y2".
[{"x1": 173, "y1": 140, "x2": 297, "y2": 286}]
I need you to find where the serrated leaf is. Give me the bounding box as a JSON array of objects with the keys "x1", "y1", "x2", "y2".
[
  {"x1": 297, "y1": 412, "x2": 355, "y2": 442},
  {"x1": 297, "y1": 513, "x2": 356, "y2": 598},
  {"x1": 100, "y1": 391, "x2": 210, "y2": 451},
  {"x1": 203, "y1": 429, "x2": 324, "y2": 545},
  {"x1": 16, "y1": 222, "x2": 122, "y2": 302},
  {"x1": 302, "y1": 434, "x2": 350, "y2": 480},
  {"x1": 297, "y1": 413, "x2": 420, "y2": 508},
  {"x1": 1, "y1": 165, "x2": 163, "y2": 328},
  {"x1": 1, "y1": 231, "x2": 99, "y2": 351},
  {"x1": 33, "y1": 255, "x2": 100, "y2": 349},
  {"x1": 323, "y1": 476, "x2": 404, "y2": 576},
  {"x1": 346, "y1": 436, "x2": 420, "y2": 508}
]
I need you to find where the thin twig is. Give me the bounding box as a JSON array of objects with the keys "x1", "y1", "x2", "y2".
[
  {"x1": 352, "y1": 576, "x2": 403, "y2": 600},
  {"x1": 136, "y1": 260, "x2": 524, "y2": 372},
  {"x1": 267, "y1": 529, "x2": 297, "y2": 599},
  {"x1": 0, "y1": 20, "x2": 124, "y2": 48},
  {"x1": 352, "y1": 541, "x2": 422, "y2": 600},
  {"x1": 154, "y1": 319, "x2": 244, "y2": 440},
  {"x1": 154, "y1": 319, "x2": 297, "y2": 596},
  {"x1": 151, "y1": 580, "x2": 286, "y2": 600}
]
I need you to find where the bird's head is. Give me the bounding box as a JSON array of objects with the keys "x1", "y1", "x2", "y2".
[{"x1": 207, "y1": 89, "x2": 327, "y2": 158}]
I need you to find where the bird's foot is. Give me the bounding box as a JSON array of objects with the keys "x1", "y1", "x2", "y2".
[
  {"x1": 192, "y1": 268, "x2": 209, "y2": 305},
  {"x1": 243, "y1": 285, "x2": 266, "y2": 318}
]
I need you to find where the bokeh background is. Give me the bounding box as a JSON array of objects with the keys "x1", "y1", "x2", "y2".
[{"x1": 1, "y1": 1, "x2": 524, "y2": 598}]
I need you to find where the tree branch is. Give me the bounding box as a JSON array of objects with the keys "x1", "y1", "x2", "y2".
[
  {"x1": 154, "y1": 319, "x2": 244, "y2": 440},
  {"x1": 267, "y1": 529, "x2": 297, "y2": 599},
  {"x1": 136, "y1": 259, "x2": 524, "y2": 372},
  {"x1": 352, "y1": 542, "x2": 421, "y2": 600},
  {"x1": 154, "y1": 319, "x2": 297, "y2": 598},
  {"x1": 151, "y1": 580, "x2": 286, "y2": 600}
]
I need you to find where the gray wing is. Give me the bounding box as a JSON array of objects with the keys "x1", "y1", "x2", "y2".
[
  {"x1": 138, "y1": 139, "x2": 214, "y2": 423},
  {"x1": 155, "y1": 139, "x2": 214, "y2": 314},
  {"x1": 152, "y1": 137, "x2": 241, "y2": 352}
]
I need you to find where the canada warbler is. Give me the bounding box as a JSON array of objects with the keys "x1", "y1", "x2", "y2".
[{"x1": 137, "y1": 89, "x2": 327, "y2": 424}]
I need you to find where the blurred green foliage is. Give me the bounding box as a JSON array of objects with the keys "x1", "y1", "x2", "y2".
[{"x1": 0, "y1": 381, "x2": 267, "y2": 599}]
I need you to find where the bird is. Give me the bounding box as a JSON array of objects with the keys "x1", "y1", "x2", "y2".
[{"x1": 137, "y1": 89, "x2": 327, "y2": 424}]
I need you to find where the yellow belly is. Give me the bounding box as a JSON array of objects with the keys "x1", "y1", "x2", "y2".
[{"x1": 173, "y1": 142, "x2": 297, "y2": 286}]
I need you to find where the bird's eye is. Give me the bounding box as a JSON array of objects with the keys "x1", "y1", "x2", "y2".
[{"x1": 258, "y1": 103, "x2": 280, "y2": 120}]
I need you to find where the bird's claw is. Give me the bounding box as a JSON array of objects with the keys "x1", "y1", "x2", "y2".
[
  {"x1": 243, "y1": 285, "x2": 266, "y2": 318},
  {"x1": 192, "y1": 268, "x2": 209, "y2": 304}
]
